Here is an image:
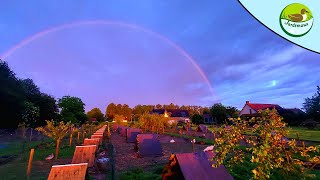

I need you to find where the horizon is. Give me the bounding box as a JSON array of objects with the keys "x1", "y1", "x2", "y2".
[{"x1": 1, "y1": 1, "x2": 319, "y2": 112}]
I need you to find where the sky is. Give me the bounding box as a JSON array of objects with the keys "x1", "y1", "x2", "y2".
[{"x1": 0, "y1": 0, "x2": 319, "y2": 111}]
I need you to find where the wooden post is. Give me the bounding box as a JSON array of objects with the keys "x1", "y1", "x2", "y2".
[
  {"x1": 27, "y1": 148, "x2": 34, "y2": 177},
  {"x1": 69, "y1": 134, "x2": 73, "y2": 146},
  {"x1": 29, "y1": 128, "x2": 33, "y2": 142},
  {"x1": 55, "y1": 139, "x2": 60, "y2": 160},
  {"x1": 77, "y1": 132, "x2": 80, "y2": 143}
]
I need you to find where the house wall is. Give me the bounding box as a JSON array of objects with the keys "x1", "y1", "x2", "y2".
[{"x1": 240, "y1": 104, "x2": 257, "y2": 115}]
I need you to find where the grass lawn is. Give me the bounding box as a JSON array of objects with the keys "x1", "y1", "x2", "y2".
[
  {"x1": 287, "y1": 127, "x2": 320, "y2": 142},
  {"x1": 119, "y1": 166, "x2": 163, "y2": 180},
  {"x1": 0, "y1": 137, "x2": 77, "y2": 179},
  {"x1": 208, "y1": 125, "x2": 320, "y2": 142},
  {"x1": 165, "y1": 132, "x2": 215, "y2": 145}
]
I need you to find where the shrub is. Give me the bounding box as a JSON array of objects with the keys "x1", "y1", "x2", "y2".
[{"x1": 212, "y1": 109, "x2": 320, "y2": 179}]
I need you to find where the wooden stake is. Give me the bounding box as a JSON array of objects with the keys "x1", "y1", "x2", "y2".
[
  {"x1": 69, "y1": 134, "x2": 73, "y2": 146},
  {"x1": 77, "y1": 132, "x2": 80, "y2": 142},
  {"x1": 27, "y1": 148, "x2": 34, "y2": 177}
]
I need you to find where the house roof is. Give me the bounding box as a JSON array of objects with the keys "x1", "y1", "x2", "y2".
[
  {"x1": 152, "y1": 109, "x2": 190, "y2": 117},
  {"x1": 285, "y1": 108, "x2": 305, "y2": 114},
  {"x1": 245, "y1": 101, "x2": 284, "y2": 112}
]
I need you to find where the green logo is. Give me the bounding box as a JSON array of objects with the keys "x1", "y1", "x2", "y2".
[{"x1": 280, "y1": 3, "x2": 313, "y2": 37}]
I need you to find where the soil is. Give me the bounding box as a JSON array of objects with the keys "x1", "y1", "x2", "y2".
[{"x1": 110, "y1": 133, "x2": 208, "y2": 172}]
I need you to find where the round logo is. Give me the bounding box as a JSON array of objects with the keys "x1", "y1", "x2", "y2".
[{"x1": 280, "y1": 3, "x2": 313, "y2": 37}]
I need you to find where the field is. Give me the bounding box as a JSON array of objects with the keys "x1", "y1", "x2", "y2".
[{"x1": 1, "y1": 125, "x2": 319, "y2": 180}]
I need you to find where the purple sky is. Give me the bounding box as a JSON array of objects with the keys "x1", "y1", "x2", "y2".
[{"x1": 0, "y1": 1, "x2": 319, "y2": 111}]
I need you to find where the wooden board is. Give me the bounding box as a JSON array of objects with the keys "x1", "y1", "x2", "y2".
[
  {"x1": 83, "y1": 138, "x2": 100, "y2": 147},
  {"x1": 136, "y1": 134, "x2": 162, "y2": 157},
  {"x1": 48, "y1": 163, "x2": 87, "y2": 180},
  {"x1": 71, "y1": 145, "x2": 97, "y2": 167},
  {"x1": 175, "y1": 152, "x2": 233, "y2": 180},
  {"x1": 91, "y1": 135, "x2": 103, "y2": 144},
  {"x1": 126, "y1": 128, "x2": 142, "y2": 143}
]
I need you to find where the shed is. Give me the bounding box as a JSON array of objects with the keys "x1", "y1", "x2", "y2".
[
  {"x1": 136, "y1": 134, "x2": 162, "y2": 157},
  {"x1": 126, "y1": 128, "x2": 142, "y2": 143},
  {"x1": 196, "y1": 125, "x2": 208, "y2": 133},
  {"x1": 162, "y1": 152, "x2": 233, "y2": 180}
]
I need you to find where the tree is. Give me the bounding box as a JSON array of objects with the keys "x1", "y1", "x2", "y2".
[
  {"x1": 106, "y1": 103, "x2": 116, "y2": 119},
  {"x1": 122, "y1": 104, "x2": 132, "y2": 120},
  {"x1": 212, "y1": 109, "x2": 320, "y2": 179},
  {"x1": 303, "y1": 86, "x2": 320, "y2": 122},
  {"x1": 115, "y1": 104, "x2": 123, "y2": 115},
  {"x1": 58, "y1": 96, "x2": 87, "y2": 124},
  {"x1": 36, "y1": 94, "x2": 58, "y2": 126},
  {"x1": 226, "y1": 106, "x2": 239, "y2": 118},
  {"x1": 210, "y1": 103, "x2": 228, "y2": 124},
  {"x1": 36, "y1": 120, "x2": 72, "y2": 160},
  {"x1": 114, "y1": 114, "x2": 125, "y2": 125},
  {"x1": 191, "y1": 114, "x2": 204, "y2": 125},
  {"x1": 87, "y1": 108, "x2": 104, "y2": 122},
  {"x1": 0, "y1": 60, "x2": 26, "y2": 128},
  {"x1": 21, "y1": 101, "x2": 40, "y2": 128}
]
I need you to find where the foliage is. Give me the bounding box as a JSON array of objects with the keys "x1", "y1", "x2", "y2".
[
  {"x1": 36, "y1": 120, "x2": 72, "y2": 159},
  {"x1": 210, "y1": 103, "x2": 228, "y2": 124},
  {"x1": 303, "y1": 86, "x2": 320, "y2": 122},
  {"x1": 137, "y1": 113, "x2": 169, "y2": 133},
  {"x1": 212, "y1": 109, "x2": 320, "y2": 179},
  {"x1": 58, "y1": 96, "x2": 87, "y2": 124},
  {"x1": 120, "y1": 168, "x2": 162, "y2": 180},
  {"x1": 87, "y1": 107, "x2": 104, "y2": 122},
  {"x1": 113, "y1": 114, "x2": 126, "y2": 125},
  {"x1": 281, "y1": 109, "x2": 306, "y2": 126},
  {"x1": 106, "y1": 103, "x2": 116, "y2": 119},
  {"x1": 191, "y1": 114, "x2": 204, "y2": 125},
  {"x1": 0, "y1": 60, "x2": 58, "y2": 128},
  {"x1": 21, "y1": 101, "x2": 40, "y2": 128}
]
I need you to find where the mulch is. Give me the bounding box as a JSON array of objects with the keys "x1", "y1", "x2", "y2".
[{"x1": 110, "y1": 132, "x2": 209, "y2": 172}]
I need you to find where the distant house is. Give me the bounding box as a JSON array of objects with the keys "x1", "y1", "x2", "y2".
[
  {"x1": 88, "y1": 118, "x2": 97, "y2": 122},
  {"x1": 203, "y1": 114, "x2": 214, "y2": 124},
  {"x1": 239, "y1": 101, "x2": 285, "y2": 117},
  {"x1": 151, "y1": 109, "x2": 190, "y2": 124},
  {"x1": 285, "y1": 108, "x2": 305, "y2": 114}
]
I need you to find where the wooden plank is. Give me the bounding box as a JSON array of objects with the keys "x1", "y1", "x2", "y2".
[
  {"x1": 175, "y1": 152, "x2": 233, "y2": 180},
  {"x1": 71, "y1": 145, "x2": 97, "y2": 167},
  {"x1": 48, "y1": 163, "x2": 87, "y2": 180},
  {"x1": 83, "y1": 138, "x2": 100, "y2": 147},
  {"x1": 91, "y1": 135, "x2": 103, "y2": 145}
]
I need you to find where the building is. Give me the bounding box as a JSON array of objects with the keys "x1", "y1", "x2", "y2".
[
  {"x1": 239, "y1": 101, "x2": 285, "y2": 117},
  {"x1": 203, "y1": 114, "x2": 214, "y2": 124},
  {"x1": 151, "y1": 109, "x2": 190, "y2": 124}
]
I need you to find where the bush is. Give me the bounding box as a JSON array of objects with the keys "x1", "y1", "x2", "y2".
[{"x1": 212, "y1": 109, "x2": 320, "y2": 179}]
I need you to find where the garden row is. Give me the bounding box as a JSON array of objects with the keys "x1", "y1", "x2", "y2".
[
  {"x1": 112, "y1": 124, "x2": 234, "y2": 180},
  {"x1": 45, "y1": 125, "x2": 108, "y2": 179}
]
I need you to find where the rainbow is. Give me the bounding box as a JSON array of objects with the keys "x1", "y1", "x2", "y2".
[{"x1": 0, "y1": 20, "x2": 214, "y2": 96}]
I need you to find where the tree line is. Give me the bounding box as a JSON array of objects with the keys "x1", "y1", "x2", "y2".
[{"x1": 0, "y1": 60, "x2": 87, "y2": 128}]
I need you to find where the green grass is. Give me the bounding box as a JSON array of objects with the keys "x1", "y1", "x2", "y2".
[
  {"x1": 0, "y1": 137, "x2": 77, "y2": 179},
  {"x1": 165, "y1": 132, "x2": 215, "y2": 145},
  {"x1": 119, "y1": 167, "x2": 162, "y2": 180},
  {"x1": 287, "y1": 127, "x2": 320, "y2": 142}
]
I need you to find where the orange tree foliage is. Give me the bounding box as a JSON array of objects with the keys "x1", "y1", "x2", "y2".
[
  {"x1": 36, "y1": 120, "x2": 72, "y2": 160},
  {"x1": 212, "y1": 109, "x2": 320, "y2": 179},
  {"x1": 136, "y1": 113, "x2": 169, "y2": 133}
]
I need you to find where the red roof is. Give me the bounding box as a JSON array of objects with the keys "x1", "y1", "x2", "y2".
[{"x1": 244, "y1": 101, "x2": 284, "y2": 113}]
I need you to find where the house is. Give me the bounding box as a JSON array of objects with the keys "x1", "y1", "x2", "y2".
[
  {"x1": 203, "y1": 114, "x2": 214, "y2": 124},
  {"x1": 239, "y1": 101, "x2": 285, "y2": 117},
  {"x1": 151, "y1": 109, "x2": 190, "y2": 124}
]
